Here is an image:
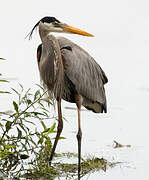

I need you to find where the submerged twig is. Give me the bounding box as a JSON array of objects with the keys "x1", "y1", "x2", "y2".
[{"x1": 113, "y1": 140, "x2": 131, "y2": 148}]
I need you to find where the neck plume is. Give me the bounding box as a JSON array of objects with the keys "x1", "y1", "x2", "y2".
[{"x1": 39, "y1": 35, "x2": 64, "y2": 99}]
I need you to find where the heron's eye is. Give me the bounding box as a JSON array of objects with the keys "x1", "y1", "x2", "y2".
[{"x1": 53, "y1": 22, "x2": 60, "y2": 27}]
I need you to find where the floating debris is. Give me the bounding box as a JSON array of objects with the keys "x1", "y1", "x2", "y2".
[{"x1": 113, "y1": 140, "x2": 131, "y2": 148}]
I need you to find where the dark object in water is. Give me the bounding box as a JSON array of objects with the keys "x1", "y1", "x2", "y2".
[{"x1": 113, "y1": 140, "x2": 131, "y2": 148}]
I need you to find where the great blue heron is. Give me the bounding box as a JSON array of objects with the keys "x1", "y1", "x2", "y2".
[{"x1": 28, "y1": 16, "x2": 108, "y2": 179}]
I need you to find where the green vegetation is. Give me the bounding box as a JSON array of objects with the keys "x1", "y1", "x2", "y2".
[{"x1": 0, "y1": 84, "x2": 57, "y2": 179}]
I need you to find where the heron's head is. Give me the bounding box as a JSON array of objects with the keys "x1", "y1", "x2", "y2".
[{"x1": 28, "y1": 16, "x2": 94, "y2": 39}]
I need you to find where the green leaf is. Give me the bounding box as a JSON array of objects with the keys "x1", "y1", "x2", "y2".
[
  {"x1": 42, "y1": 111, "x2": 49, "y2": 117},
  {"x1": 58, "y1": 137, "x2": 66, "y2": 140},
  {"x1": 34, "y1": 90, "x2": 40, "y2": 100},
  {"x1": 0, "y1": 91, "x2": 10, "y2": 94},
  {"x1": 19, "y1": 124, "x2": 27, "y2": 134},
  {"x1": 19, "y1": 83, "x2": 23, "y2": 91},
  {"x1": 40, "y1": 120, "x2": 47, "y2": 130},
  {"x1": 23, "y1": 119, "x2": 35, "y2": 125},
  {"x1": 0, "y1": 58, "x2": 5, "y2": 60},
  {"x1": 30, "y1": 112, "x2": 46, "y2": 117},
  {"x1": 45, "y1": 139, "x2": 52, "y2": 149},
  {"x1": 27, "y1": 99, "x2": 32, "y2": 105},
  {"x1": 11, "y1": 88, "x2": 20, "y2": 96},
  {"x1": 36, "y1": 84, "x2": 44, "y2": 90},
  {"x1": 20, "y1": 142, "x2": 28, "y2": 152},
  {"x1": 38, "y1": 137, "x2": 44, "y2": 144},
  {"x1": 13, "y1": 101, "x2": 18, "y2": 112},
  {"x1": 17, "y1": 127, "x2": 22, "y2": 139},
  {"x1": 48, "y1": 123, "x2": 56, "y2": 134},
  {"x1": 5, "y1": 121, "x2": 13, "y2": 132},
  {"x1": 0, "y1": 79, "x2": 9, "y2": 83},
  {"x1": 29, "y1": 136, "x2": 37, "y2": 146}
]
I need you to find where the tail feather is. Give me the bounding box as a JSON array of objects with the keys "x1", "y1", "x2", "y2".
[{"x1": 84, "y1": 101, "x2": 107, "y2": 113}]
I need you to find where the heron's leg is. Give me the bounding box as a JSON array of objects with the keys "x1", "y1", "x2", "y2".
[
  {"x1": 49, "y1": 99, "x2": 63, "y2": 164},
  {"x1": 75, "y1": 95, "x2": 82, "y2": 180}
]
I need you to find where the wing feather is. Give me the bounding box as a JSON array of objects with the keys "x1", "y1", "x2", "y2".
[{"x1": 57, "y1": 37, "x2": 108, "y2": 105}]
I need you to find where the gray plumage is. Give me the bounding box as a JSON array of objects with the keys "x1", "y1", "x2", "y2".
[
  {"x1": 39, "y1": 35, "x2": 64, "y2": 99},
  {"x1": 38, "y1": 35, "x2": 108, "y2": 113}
]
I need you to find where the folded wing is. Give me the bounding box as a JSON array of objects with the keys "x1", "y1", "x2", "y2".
[{"x1": 57, "y1": 37, "x2": 108, "y2": 112}]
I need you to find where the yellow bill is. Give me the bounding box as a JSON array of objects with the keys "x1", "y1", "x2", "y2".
[{"x1": 63, "y1": 24, "x2": 94, "y2": 37}]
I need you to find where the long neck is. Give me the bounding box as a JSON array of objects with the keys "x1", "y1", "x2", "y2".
[
  {"x1": 39, "y1": 23, "x2": 50, "y2": 42},
  {"x1": 39, "y1": 29, "x2": 49, "y2": 43},
  {"x1": 39, "y1": 34, "x2": 64, "y2": 98}
]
